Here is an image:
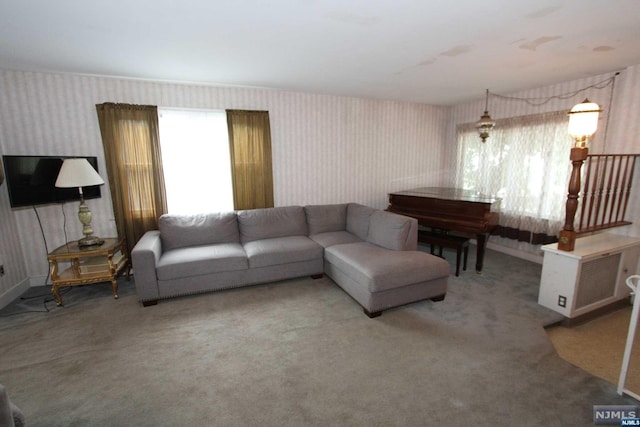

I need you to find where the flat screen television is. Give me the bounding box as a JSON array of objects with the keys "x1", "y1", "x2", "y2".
[{"x1": 2, "y1": 155, "x2": 102, "y2": 208}]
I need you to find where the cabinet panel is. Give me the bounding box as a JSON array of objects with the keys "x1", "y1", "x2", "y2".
[
  {"x1": 539, "y1": 233, "x2": 640, "y2": 319},
  {"x1": 575, "y1": 253, "x2": 620, "y2": 309}
]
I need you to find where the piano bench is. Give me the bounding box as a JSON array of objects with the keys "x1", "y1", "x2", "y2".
[{"x1": 418, "y1": 230, "x2": 469, "y2": 276}]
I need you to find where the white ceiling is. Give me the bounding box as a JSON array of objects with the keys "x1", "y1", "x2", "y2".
[{"x1": 1, "y1": 1, "x2": 639, "y2": 105}]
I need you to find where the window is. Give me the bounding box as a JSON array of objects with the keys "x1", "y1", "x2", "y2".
[
  {"x1": 118, "y1": 119, "x2": 157, "y2": 214},
  {"x1": 158, "y1": 108, "x2": 234, "y2": 214},
  {"x1": 455, "y1": 111, "x2": 571, "y2": 242}
]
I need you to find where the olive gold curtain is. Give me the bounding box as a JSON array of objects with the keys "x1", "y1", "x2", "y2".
[
  {"x1": 226, "y1": 110, "x2": 274, "y2": 210},
  {"x1": 96, "y1": 103, "x2": 167, "y2": 251}
]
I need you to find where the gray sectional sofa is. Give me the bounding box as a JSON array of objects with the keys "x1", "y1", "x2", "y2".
[{"x1": 131, "y1": 203, "x2": 450, "y2": 317}]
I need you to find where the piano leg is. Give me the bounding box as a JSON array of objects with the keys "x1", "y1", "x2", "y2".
[{"x1": 475, "y1": 232, "x2": 490, "y2": 274}]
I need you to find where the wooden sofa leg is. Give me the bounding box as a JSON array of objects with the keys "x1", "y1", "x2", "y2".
[
  {"x1": 311, "y1": 274, "x2": 324, "y2": 279},
  {"x1": 430, "y1": 294, "x2": 446, "y2": 302},
  {"x1": 142, "y1": 300, "x2": 158, "y2": 307},
  {"x1": 364, "y1": 308, "x2": 382, "y2": 318}
]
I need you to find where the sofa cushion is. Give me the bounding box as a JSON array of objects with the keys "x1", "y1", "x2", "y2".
[
  {"x1": 367, "y1": 210, "x2": 414, "y2": 251},
  {"x1": 346, "y1": 203, "x2": 375, "y2": 241},
  {"x1": 0, "y1": 384, "x2": 25, "y2": 427},
  {"x1": 309, "y1": 231, "x2": 363, "y2": 248},
  {"x1": 325, "y1": 242, "x2": 450, "y2": 292},
  {"x1": 243, "y1": 236, "x2": 323, "y2": 268},
  {"x1": 157, "y1": 243, "x2": 247, "y2": 281},
  {"x1": 304, "y1": 204, "x2": 348, "y2": 234},
  {"x1": 159, "y1": 212, "x2": 239, "y2": 251},
  {"x1": 238, "y1": 206, "x2": 307, "y2": 244}
]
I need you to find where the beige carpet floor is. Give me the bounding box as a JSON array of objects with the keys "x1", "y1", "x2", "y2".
[
  {"x1": 546, "y1": 306, "x2": 640, "y2": 396},
  {"x1": 2, "y1": 248, "x2": 638, "y2": 426}
]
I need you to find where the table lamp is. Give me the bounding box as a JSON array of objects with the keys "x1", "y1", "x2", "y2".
[{"x1": 55, "y1": 158, "x2": 105, "y2": 247}]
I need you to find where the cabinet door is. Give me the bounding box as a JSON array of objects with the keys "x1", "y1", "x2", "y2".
[
  {"x1": 575, "y1": 252, "x2": 621, "y2": 309},
  {"x1": 538, "y1": 252, "x2": 580, "y2": 317}
]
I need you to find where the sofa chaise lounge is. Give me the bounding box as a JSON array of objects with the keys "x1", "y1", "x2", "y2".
[{"x1": 131, "y1": 203, "x2": 450, "y2": 317}]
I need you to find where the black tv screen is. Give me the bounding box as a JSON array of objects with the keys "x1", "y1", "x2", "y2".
[{"x1": 2, "y1": 155, "x2": 102, "y2": 208}]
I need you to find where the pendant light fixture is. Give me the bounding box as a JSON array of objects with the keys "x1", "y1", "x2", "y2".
[
  {"x1": 567, "y1": 98, "x2": 601, "y2": 148},
  {"x1": 476, "y1": 89, "x2": 496, "y2": 143}
]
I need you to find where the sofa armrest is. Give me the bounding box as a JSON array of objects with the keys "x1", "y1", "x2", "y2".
[
  {"x1": 367, "y1": 210, "x2": 418, "y2": 251},
  {"x1": 0, "y1": 384, "x2": 25, "y2": 427},
  {"x1": 131, "y1": 230, "x2": 162, "y2": 303}
]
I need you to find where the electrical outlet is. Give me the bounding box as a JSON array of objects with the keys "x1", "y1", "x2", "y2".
[
  {"x1": 558, "y1": 295, "x2": 566, "y2": 308},
  {"x1": 0, "y1": 265, "x2": 4, "y2": 277}
]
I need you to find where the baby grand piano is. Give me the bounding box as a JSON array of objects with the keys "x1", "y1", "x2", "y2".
[{"x1": 387, "y1": 187, "x2": 501, "y2": 273}]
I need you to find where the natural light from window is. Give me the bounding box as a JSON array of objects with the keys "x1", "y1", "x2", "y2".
[
  {"x1": 158, "y1": 108, "x2": 234, "y2": 214},
  {"x1": 455, "y1": 111, "x2": 571, "y2": 238}
]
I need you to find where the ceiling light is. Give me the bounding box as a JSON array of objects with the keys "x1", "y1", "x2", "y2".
[{"x1": 476, "y1": 89, "x2": 495, "y2": 143}]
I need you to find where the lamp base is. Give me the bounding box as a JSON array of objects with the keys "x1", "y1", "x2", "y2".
[{"x1": 78, "y1": 236, "x2": 105, "y2": 247}]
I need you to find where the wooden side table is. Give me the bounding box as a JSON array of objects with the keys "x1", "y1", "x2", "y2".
[{"x1": 47, "y1": 238, "x2": 129, "y2": 306}]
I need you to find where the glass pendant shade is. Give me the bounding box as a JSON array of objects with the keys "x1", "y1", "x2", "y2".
[
  {"x1": 568, "y1": 99, "x2": 601, "y2": 146},
  {"x1": 476, "y1": 89, "x2": 495, "y2": 142},
  {"x1": 476, "y1": 112, "x2": 496, "y2": 143}
]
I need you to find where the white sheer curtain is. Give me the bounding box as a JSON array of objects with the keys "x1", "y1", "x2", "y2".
[{"x1": 456, "y1": 111, "x2": 572, "y2": 241}]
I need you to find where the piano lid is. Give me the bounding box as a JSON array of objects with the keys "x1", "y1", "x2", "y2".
[{"x1": 389, "y1": 187, "x2": 500, "y2": 206}]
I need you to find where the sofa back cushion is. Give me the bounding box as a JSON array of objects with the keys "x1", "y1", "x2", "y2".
[
  {"x1": 304, "y1": 204, "x2": 348, "y2": 235},
  {"x1": 367, "y1": 210, "x2": 417, "y2": 251},
  {"x1": 346, "y1": 203, "x2": 376, "y2": 241},
  {"x1": 158, "y1": 212, "x2": 239, "y2": 251},
  {"x1": 237, "y1": 206, "x2": 307, "y2": 243}
]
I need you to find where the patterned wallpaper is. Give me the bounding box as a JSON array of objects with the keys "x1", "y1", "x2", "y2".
[
  {"x1": 452, "y1": 66, "x2": 640, "y2": 155},
  {"x1": 2, "y1": 65, "x2": 639, "y2": 301},
  {"x1": 0, "y1": 69, "x2": 452, "y2": 297},
  {"x1": 451, "y1": 66, "x2": 640, "y2": 253}
]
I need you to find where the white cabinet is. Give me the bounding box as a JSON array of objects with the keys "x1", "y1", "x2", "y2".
[{"x1": 539, "y1": 233, "x2": 640, "y2": 319}]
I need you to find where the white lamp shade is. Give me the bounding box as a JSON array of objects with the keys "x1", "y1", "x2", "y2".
[
  {"x1": 568, "y1": 99, "x2": 601, "y2": 139},
  {"x1": 55, "y1": 158, "x2": 104, "y2": 188}
]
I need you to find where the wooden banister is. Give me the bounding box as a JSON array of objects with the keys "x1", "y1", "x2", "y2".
[
  {"x1": 577, "y1": 154, "x2": 638, "y2": 235},
  {"x1": 559, "y1": 153, "x2": 639, "y2": 251}
]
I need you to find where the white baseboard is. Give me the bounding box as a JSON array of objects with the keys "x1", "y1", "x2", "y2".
[
  {"x1": 28, "y1": 275, "x2": 50, "y2": 287},
  {"x1": 486, "y1": 242, "x2": 544, "y2": 264},
  {"x1": 0, "y1": 277, "x2": 32, "y2": 310},
  {"x1": 420, "y1": 240, "x2": 544, "y2": 265}
]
